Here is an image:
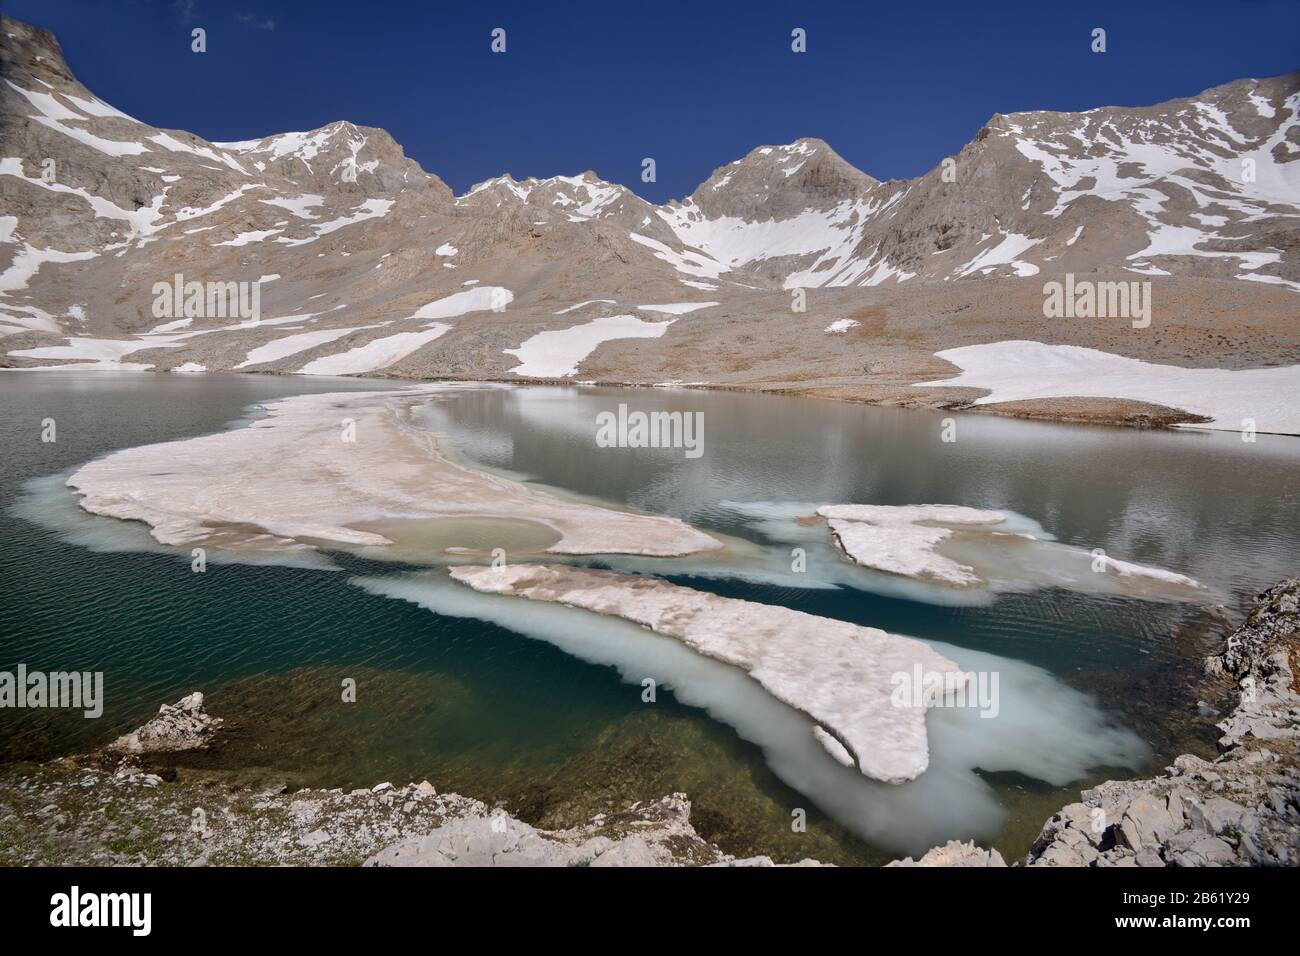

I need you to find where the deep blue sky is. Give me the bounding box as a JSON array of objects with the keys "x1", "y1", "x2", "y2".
[{"x1": 7, "y1": 0, "x2": 1298, "y2": 201}]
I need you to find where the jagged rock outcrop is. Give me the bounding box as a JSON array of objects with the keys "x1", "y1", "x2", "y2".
[
  {"x1": 104, "y1": 691, "x2": 222, "y2": 755},
  {"x1": 1023, "y1": 579, "x2": 1300, "y2": 867},
  {"x1": 365, "y1": 793, "x2": 825, "y2": 868},
  {"x1": 887, "y1": 840, "x2": 1007, "y2": 867}
]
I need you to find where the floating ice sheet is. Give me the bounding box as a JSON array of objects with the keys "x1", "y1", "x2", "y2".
[
  {"x1": 715, "y1": 501, "x2": 1210, "y2": 605},
  {"x1": 352, "y1": 568, "x2": 1148, "y2": 855},
  {"x1": 65, "y1": 386, "x2": 722, "y2": 558},
  {"x1": 448, "y1": 563, "x2": 963, "y2": 783}
]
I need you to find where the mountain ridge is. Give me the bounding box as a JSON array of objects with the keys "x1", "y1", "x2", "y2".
[
  {"x1": 1, "y1": 12, "x2": 1297, "y2": 431},
  {"x1": 4, "y1": 12, "x2": 1297, "y2": 292}
]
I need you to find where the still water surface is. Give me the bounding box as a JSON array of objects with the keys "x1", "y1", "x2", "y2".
[{"x1": 2, "y1": 372, "x2": 1297, "y2": 863}]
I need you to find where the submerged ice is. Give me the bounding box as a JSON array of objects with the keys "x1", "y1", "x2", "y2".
[
  {"x1": 448, "y1": 563, "x2": 964, "y2": 783},
  {"x1": 352, "y1": 568, "x2": 1147, "y2": 855}
]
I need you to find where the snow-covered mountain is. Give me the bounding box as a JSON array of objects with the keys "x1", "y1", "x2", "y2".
[
  {"x1": 644, "y1": 83, "x2": 1300, "y2": 292},
  {"x1": 1, "y1": 13, "x2": 1297, "y2": 383}
]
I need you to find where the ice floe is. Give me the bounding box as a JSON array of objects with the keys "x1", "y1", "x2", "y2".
[
  {"x1": 819, "y1": 502, "x2": 1202, "y2": 594},
  {"x1": 352, "y1": 567, "x2": 1147, "y2": 853},
  {"x1": 819, "y1": 504, "x2": 1009, "y2": 586},
  {"x1": 717, "y1": 501, "x2": 1209, "y2": 605},
  {"x1": 66, "y1": 387, "x2": 722, "y2": 557},
  {"x1": 11, "y1": 472, "x2": 339, "y2": 570},
  {"x1": 449, "y1": 563, "x2": 964, "y2": 782}
]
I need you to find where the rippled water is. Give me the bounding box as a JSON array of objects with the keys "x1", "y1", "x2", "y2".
[{"x1": 2, "y1": 372, "x2": 1297, "y2": 863}]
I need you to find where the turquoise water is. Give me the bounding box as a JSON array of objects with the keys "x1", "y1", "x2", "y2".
[{"x1": 2, "y1": 372, "x2": 1298, "y2": 863}]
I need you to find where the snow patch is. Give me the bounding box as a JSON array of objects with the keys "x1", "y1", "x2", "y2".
[
  {"x1": 409, "y1": 286, "x2": 512, "y2": 320},
  {"x1": 234, "y1": 326, "x2": 364, "y2": 369},
  {"x1": 636, "y1": 302, "x2": 718, "y2": 315},
  {"x1": 297, "y1": 326, "x2": 452, "y2": 375},
  {"x1": 920, "y1": 340, "x2": 1300, "y2": 435},
  {"x1": 505, "y1": 314, "x2": 674, "y2": 378}
]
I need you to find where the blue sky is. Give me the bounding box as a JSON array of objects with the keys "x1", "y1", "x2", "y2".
[{"x1": 8, "y1": 0, "x2": 1299, "y2": 202}]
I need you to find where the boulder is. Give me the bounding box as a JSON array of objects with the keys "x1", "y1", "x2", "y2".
[
  {"x1": 887, "y1": 840, "x2": 1007, "y2": 867},
  {"x1": 104, "y1": 692, "x2": 222, "y2": 754}
]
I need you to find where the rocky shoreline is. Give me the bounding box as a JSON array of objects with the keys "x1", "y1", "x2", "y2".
[
  {"x1": 1019, "y1": 578, "x2": 1300, "y2": 867},
  {"x1": 893, "y1": 578, "x2": 1300, "y2": 867},
  {"x1": 0, "y1": 693, "x2": 821, "y2": 867},
  {"x1": 1, "y1": 580, "x2": 1296, "y2": 867}
]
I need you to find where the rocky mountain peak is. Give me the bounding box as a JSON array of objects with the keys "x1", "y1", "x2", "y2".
[
  {"x1": 213, "y1": 121, "x2": 444, "y2": 199},
  {"x1": 685, "y1": 137, "x2": 880, "y2": 222},
  {"x1": 0, "y1": 15, "x2": 74, "y2": 86},
  {"x1": 456, "y1": 169, "x2": 656, "y2": 229}
]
